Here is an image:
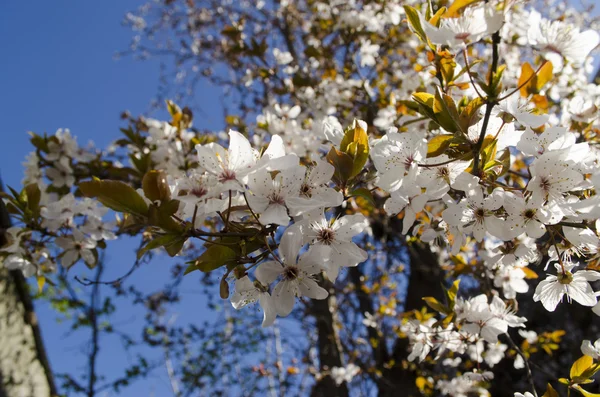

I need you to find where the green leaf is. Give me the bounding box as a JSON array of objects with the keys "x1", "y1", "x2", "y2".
[
  {"x1": 326, "y1": 146, "x2": 354, "y2": 186},
  {"x1": 427, "y1": 135, "x2": 454, "y2": 158},
  {"x1": 433, "y1": 87, "x2": 461, "y2": 133},
  {"x1": 403, "y1": 6, "x2": 428, "y2": 44},
  {"x1": 413, "y1": 92, "x2": 435, "y2": 108},
  {"x1": 138, "y1": 233, "x2": 186, "y2": 259},
  {"x1": 24, "y1": 183, "x2": 41, "y2": 213},
  {"x1": 129, "y1": 153, "x2": 152, "y2": 176},
  {"x1": 349, "y1": 187, "x2": 375, "y2": 205},
  {"x1": 339, "y1": 120, "x2": 370, "y2": 178},
  {"x1": 193, "y1": 245, "x2": 237, "y2": 272},
  {"x1": 446, "y1": 279, "x2": 460, "y2": 310},
  {"x1": 29, "y1": 132, "x2": 50, "y2": 152},
  {"x1": 142, "y1": 170, "x2": 171, "y2": 202},
  {"x1": 80, "y1": 179, "x2": 149, "y2": 217},
  {"x1": 183, "y1": 263, "x2": 199, "y2": 275},
  {"x1": 147, "y1": 201, "x2": 183, "y2": 233},
  {"x1": 423, "y1": 297, "x2": 450, "y2": 315}
]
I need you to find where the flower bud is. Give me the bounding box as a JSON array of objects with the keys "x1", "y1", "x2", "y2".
[
  {"x1": 219, "y1": 277, "x2": 230, "y2": 299},
  {"x1": 142, "y1": 170, "x2": 171, "y2": 202}
]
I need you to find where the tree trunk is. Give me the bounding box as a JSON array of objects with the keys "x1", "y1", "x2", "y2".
[
  {"x1": 0, "y1": 182, "x2": 57, "y2": 397},
  {"x1": 378, "y1": 242, "x2": 446, "y2": 397},
  {"x1": 310, "y1": 284, "x2": 349, "y2": 397}
]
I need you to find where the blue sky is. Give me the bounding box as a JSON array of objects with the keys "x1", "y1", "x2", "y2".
[
  {"x1": 1, "y1": 2, "x2": 599, "y2": 396},
  {"x1": 0, "y1": 2, "x2": 227, "y2": 396}
]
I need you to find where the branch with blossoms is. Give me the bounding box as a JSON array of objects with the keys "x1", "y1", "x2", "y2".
[{"x1": 3, "y1": 0, "x2": 600, "y2": 395}]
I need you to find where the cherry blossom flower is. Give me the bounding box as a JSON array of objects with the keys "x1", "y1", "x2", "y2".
[
  {"x1": 493, "y1": 266, "x2": 529, "y2": 299},
  {"x1": 331, "y1": 364, "x2": 360, "y2": 386},
  {"x1": 533, "y1": 263, "x2": 600, "y2": 312},
  {"x1": 527, "y1": 10, "x2": 600, "y2": 67},
  {"x1": 231, "y1": 276, "x2": 276, "y2": 327},
  {"x1": 286, "y1": 159, "x2": 343, "y2": 216},
  {"x1": 581, "y1": 338, "x2": 600, "y2": 360},
  {"x1": 300, "y1": 213, "x2": 368, "y2": 280},
  {"x1": 459, "y1": 295, "x2": 513, "y2": 343},
  {"x1": 46, "y1": 156, "x2": 75, "y2": 188},
  {"x1": 55, "y1": 229, "x2": 97, "y2": 269},
  {"x1": 384, "y1": 185, "x2": 433, "y2": 235},
  {"x1": 503, "y1": 192, "x2": 562, "y2": 239},
  {"x1": 254, "y1": 228, "x2": 328, "y2": 317},
  {"x1": 526, "y1": 151, "x2": 584, "y2": 204},
  {"x1": 423, "y1": 5, "x2": 504, "y2": 48},
  {"x1": 359, "y1": 39, "x2": 379, "y2": 67},
  {"x1": 514, "y1": 392, "x2": 535, "y2": 397},
  {"x1": 246, "y1": 165, "x2": 305, "y2": 226},
  {"x1": 443, "y1": 186, "x2": 505, "y2": 242},
  {"x1": 195, "y1": 130, "x2": 257, "y2": 193},
  {"x1": 517, "y1": 126, "x2": 577, "y2": 158},
  {"x1": 371, "y1": 129, "x2": 427, "y2": 192},
  {"x1": 494, "y1": 94, "x2": 549, "y2": 128}
]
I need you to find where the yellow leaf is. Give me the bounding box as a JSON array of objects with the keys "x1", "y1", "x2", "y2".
[
  {"x1": 423, "y1": 296, "x2": 449, "y2": 314},
  {"x1": 518, "y1": 62, "x2": 536, "y2": 97},
  {"x1": 416, "y1": 376, "x2": 429, "y2": 391},
  {"x1": 521, "y1": 267, "x2": 539, "y2": 279},
  {"x1": 427, "y1": 135, "x2": 454, "y2": 158},
  {"x1": 438, "y1": 50, "x2": 456, "y2": 86},
  {"x1": 445, "y1": 0, "x2": 481, "y2": 18},
  {"x1": 446, "y1": 279, "x2": 460, "y2": 308},
  {"x1": 339, "y1": 120, "x2": 370, "y2": 179},
  {"x1": 428, "y1": 7, "x2": 447, "y2": 26},
  {"x1": 413, "y1": 92, "x2": 435, "y2": 107},
  {"x1": 36, "y1": 276, "x2": 46, "y2": 293},
  {"x1": 542, "y1": 383, "x2": 559, "y2": 397},
  {"x1": 571, "y1": 355, "x2": 594, "y2": 380},
  {"x1": 518, "y1": 62, "x2": 553, "y2": 97},
  {"x1": 574, "y1": 385, "x2": 600, "y2": 397},
  {"x1": 532, "y1": 94, "x2": 550, "y2": 111},
  {"x1": 322, "y1": 68, "x2": 337, "y2": 80},
  {"x1": 403, "y1": 5, "x2": 428, "y2": 44},
  {"x1": 165, "y1": 99, "x2": 181, "y2": 117},
  {"x1": 535, "y1": 62, "x2": 553, "y2": 91}
]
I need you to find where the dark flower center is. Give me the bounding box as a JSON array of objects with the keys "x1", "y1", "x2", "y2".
[
  {"x1": 191, "y1": 186, "x2": 208, "y2": 198},
  {"x1": 268, "y1": 193, "x2": 285, "y2": 205},
  {"x1": 300, "y1": 183, "x2": 312, "y2": 198},
  {"x1": 283, "y1": 266, "x2": 299, "y2": 281},
  {"x1": 540, "y1": 177, "x2": 551, "y2": 192},
  {"x1": 475, "y1": 208, "x2": 485, "y2": 220},
  {"x1": 524, "y1": 209, "x2": 536, "y2": 219},
  {"x1": 317, "y1": 228, "x2": 335, "y2": 245},
  {"x1": 219, "y1": 169, "x2": 236, "y2": 183},
  {"x1": 403, "y1": 154, "x2": 415, "y2": 171}
]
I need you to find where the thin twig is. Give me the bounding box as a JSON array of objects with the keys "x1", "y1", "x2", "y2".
[{"x1": 505, "y1": 334, "x2": 538, "y2": 397}]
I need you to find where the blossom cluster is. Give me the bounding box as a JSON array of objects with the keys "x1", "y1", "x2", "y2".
[{"x1": 2, "y1": 0, "x2": 600, "y2": 395}]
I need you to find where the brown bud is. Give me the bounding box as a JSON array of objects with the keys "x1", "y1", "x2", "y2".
[
  {"x1": 142, "y1": 170, "x2": 171, "y2": 202},
  {"x1": 233, "y1": 266, "x2": 246, "y2": 279},
  {"x1": 219, "y1": 277, "x2": 230, "y2": 299}
]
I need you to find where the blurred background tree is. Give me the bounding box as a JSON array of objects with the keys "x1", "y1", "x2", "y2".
[{"x1": 1, "y1": 1, "x2": 599, "y2": 396}]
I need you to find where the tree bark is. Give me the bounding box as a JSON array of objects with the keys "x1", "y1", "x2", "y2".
[
  {"x1": 378, "y1": 242, "x2": 446, "y2": 397},
  {"x1": 310, "y1": 284, "x2": 349, "y2": 397},
  {"x1": 0, "y1": 182, "x2": 57, "y2": 397}
]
